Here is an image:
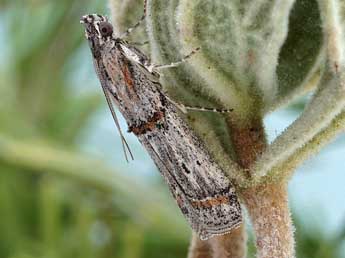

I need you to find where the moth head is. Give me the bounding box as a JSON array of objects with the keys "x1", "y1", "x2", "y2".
[{"x1": 80, "y1": 14, "x2": 114, "y2": 43}]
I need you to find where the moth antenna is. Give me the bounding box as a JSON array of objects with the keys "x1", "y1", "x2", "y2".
[
  {"x1": 103, "y1": 87, "x2": 134, "y2": 162},
  {"x1": 120, "y1": 0, "x2": 148, "y2": 38}
]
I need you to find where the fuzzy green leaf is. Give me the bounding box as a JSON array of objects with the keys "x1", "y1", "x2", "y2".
[
  {"x1": 252, "y1": 0, "x2": 345, "y2": 181},
  {"x1": 272, "y1": 0, "x2": 323, "y2": 110}
]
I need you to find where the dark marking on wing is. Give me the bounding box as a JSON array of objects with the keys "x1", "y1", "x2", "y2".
[
  {"x1": 191, "y1": 196, "x2": 230, "y2": 208},
  {"x1": 182, "y1": 163, "x2": 191, "y2": 174},
  {"x1": 128, "y1": 111, "x2": 165, "y2": 135},
  {"x1": 121, "y1": 62, "x2": 135, "y2": 90}
]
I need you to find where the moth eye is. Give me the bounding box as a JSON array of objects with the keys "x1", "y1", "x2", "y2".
[{"x1": 99, "y1": 22, "x2": 113, "y2": 37}]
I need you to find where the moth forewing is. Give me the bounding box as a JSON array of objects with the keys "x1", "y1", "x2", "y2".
[
  {"x1": 138, "y1": 109, "x2": 242, "y2": 240},
  {"x1": 81, "y1": 14, "x2": 242, "y2": 240}
]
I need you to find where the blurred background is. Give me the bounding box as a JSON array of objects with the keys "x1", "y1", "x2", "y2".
[{"x1": 0, "y1": 1, "x2": 344, "y2": 258}]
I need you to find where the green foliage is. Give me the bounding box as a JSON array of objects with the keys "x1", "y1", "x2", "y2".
[
  {"x1": 144, "y1": 0, "x2": 323, "y2": 116},
  {"x1": 275, "y1": 0, "x2": 322, "y2": 107},
  {"x1": 294, "y1": 216, "x2": 345, "y2": 258}
]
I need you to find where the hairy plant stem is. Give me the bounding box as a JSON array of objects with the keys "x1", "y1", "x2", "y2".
[
  {"x1": 242, "y1": 183, "x2": 294, "y2": 258},
  {"x1": 208, "y1": 225, "x2": 247, "y2": 258},
  {"x1": 188, "y1": 224, "x2": 246, "y2": 258},
  {"x1": 187, "y1": 234, "x2": 212, "y2": 258},
  {"x1": 227, "y1": 117, "x2": 267, "y2": 170},
  {"x1": 229, "y1": 117, "x2": 294, "y2": 258}
]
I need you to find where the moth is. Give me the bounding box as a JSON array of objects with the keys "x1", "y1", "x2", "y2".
[{"x1": 81, "y1": 13, "x2": 242, "y2": 240}]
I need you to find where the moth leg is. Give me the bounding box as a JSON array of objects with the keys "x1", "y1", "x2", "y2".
[
  {"x1": 156, "y1": 47, "x2": 232, "y2": 114},
  {"x1": 165, "y1": 95, "x2": 234, "y2": 114},
  {"x1": 179, "y1": 105, "x2": 234, "y2": 114},
  {"x1": 150, "y1": 47, "x2": 201, "y2": 71},
  {"x1": 130, "y1": 40, "x2": 149, "y2": 46},
  {"x1": 120, "y1": 0, "x2": 148, "y2": 38},
  {"x1": 164, "y1": 95, "x2": 188, "y2": 114}
]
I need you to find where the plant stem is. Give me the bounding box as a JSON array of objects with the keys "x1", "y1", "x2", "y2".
[
  {"x1": 209, "y1": 224, "x2": 247, "y2": 258},
  {"x1": 187, "y1": 233, "x2": 212, "y2": 258},
  {"x1": 228, "y1": 117, "x2": 295, "y2": 258},
  {"x1": 242, "y1": 183, "x2": 295, "y2": 258},
  {"x1": 188, "y1": 224, "x2": 246, "y2": 258},
  {"x1": 228, "y1": 117, "x2": 267, "y2": 170}
]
